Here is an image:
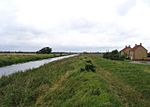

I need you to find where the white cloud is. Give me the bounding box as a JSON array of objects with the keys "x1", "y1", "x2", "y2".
[
  {"x1": 0, "y1": 0, "x2": 150, "y2": 51},
  {"x1": 117, "y1": 0, "x2": 137, "y2": 16}
]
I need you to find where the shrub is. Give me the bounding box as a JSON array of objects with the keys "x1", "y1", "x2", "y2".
[
  {"x1": 103, "y1": 50, "x2": 125, "y2": 61},
  {"x1": 80, "y1": 68, "x2": 85, "y2": 72},
  {"x1": 80, "y1": 60, "x2": 96, "y2": 72},
  {"x1": 86, "y1": 60, "x2": 92, "y2": 63},
  {"x1": 91, "y1": 88, "x2": 101, "y2": 96},
  {"x1": 85, "y1": 63, "x2": 96, "y2": 72}
]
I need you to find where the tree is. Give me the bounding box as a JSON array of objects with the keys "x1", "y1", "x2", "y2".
[
  {"x1": 37, "y1": 47, "x2": 52, "y2": 54},
  {"x1": 103, "y1": 50, "x2": 125, "y2": 60}
]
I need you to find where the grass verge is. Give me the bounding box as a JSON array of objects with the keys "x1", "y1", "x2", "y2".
[{"x1": 0, "y1": 53, "x2": 62, "y2": 67}]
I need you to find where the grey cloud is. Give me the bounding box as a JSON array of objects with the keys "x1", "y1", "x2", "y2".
[
  {"x1": 61, "y1": 19, "x2": 115, "y2": 34},
  {"x1": 0, "y1": 0, "x2": 45, "y2": 43},
  {"x1": 0, "y1": 19, "x2": 49, "y2": 51},
  {"x1": 1, "y1": 24, "x2": 46, "y2": 37},
  {"x1": 61, "y1": 19, "x2": 139, "y2": 41},
  {"x1": 0, "y1": 44, "x2": 40, "y2": 52},
  {"x1": 67, "y1": 19, "x2": 99, "y2": 33},
  {"x1": 53, "y1": 46, "x2": 121, "y2": 52},
  {"x1": 0, "y1": 16, "x2": 141, "y2": 52},
  {"x1": 65, "y1": 19, "x2": 137, "y2": 39}
]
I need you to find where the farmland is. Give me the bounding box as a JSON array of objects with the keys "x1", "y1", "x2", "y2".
[
  {"x1": 0, "y1": 53, "x2": 63, "y2": 67},
  {"x1": 0, "y1": 54, "x2": 150, "y2": 107}
]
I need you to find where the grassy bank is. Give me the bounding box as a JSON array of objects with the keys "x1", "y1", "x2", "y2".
[
  {"x1": 0, "y1": 53, "x2": 63, "y2": 67},
  {"x1": 92, "y1": 55, "x2": 150, "y2": 107},
  {"x1": 0, "y1": 54, "x2": 149, "y2": 107}
]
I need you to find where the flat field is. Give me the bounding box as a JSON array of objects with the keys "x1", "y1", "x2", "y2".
[{"x1": 0, "y1": 54, "x2": 149, "y2": 107}]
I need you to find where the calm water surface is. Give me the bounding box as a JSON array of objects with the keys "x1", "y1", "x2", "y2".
[{"x1": 0, "y1": 54, "x2": 78, "y2": 77}]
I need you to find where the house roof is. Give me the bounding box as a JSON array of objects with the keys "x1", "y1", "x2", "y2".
[
  {"x1": 121, "y1": 43, "x2": 148, "y2": 52},
  {"x1": 131, "y1": 45, "x2": 147, "y2": 51},
  {"x1": 121, "y1": 47, "x2": 131, "y2": 52}
]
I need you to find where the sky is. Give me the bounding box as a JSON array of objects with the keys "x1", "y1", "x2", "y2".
[{"x1": 0, "y1": 0, "x2": 150, "y2": 52}]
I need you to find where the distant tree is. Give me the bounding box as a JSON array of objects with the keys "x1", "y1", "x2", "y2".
[{"x1": 37, "y1": 47, "x2": 52, "y2": 54}]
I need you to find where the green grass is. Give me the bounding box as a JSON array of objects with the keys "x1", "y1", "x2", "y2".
[
  {"x1": 0, "y1": 54, "x2": 149, "y2": 107},
  {"x1": 0, "y1": 53, "x2": 62, "y2": 67},
  {"x1": 92, "y1": 54, "x2": 150, "y2": 107}
]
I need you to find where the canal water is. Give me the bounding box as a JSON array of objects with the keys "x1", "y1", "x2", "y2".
[{"x1": 0, "y1": 54, "x2": 78, "y2": 77}]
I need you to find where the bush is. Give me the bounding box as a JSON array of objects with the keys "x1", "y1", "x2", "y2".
[
  {"x1": 85, "y1": 63, "x2": 96, "y2": 72},
  {"x1": 91, "y1": 88, "x2": 101, "y2": 96},
  {"x1": 80, "y1": 60, "x2": 96, "y2": 72},
  {"x1": 86, "y1": 60, "x2": 92, "y2": 63},
  {"x1": 103, "y1": 50, "x2": 125, "y2": 61}
]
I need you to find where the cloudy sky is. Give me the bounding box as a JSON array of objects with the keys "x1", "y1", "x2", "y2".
[{"x1": 0, "y1": 0, "x2": 150, "y2": 52}]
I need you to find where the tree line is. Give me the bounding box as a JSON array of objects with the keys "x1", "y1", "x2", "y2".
[{"x1": 103, "y1": 50, "x2": 126, "y2": 60}]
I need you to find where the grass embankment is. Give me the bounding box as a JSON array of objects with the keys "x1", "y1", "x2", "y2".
[
  {"x1": 93, "y1": 55, "x2": 150, "y2": 107},
  {"x1": 0, "y1": 54, "x2": 150, "y2": 107},
  {"x1": 0, "y1": 53, "x2": 62, "y2": 67}
]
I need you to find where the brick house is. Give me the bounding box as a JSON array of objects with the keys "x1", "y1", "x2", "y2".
[
  {"x1": 120, "y1": 45, "x2": 131, "y2": 59},
  {"x1": 121, "y1": 43, "x2": 148, "y2": 60}
]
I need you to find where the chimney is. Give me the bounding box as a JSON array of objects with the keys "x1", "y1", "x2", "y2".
[
  {"x1": 128, "y1": 45, "x2": 131, "y2": 48},
  {"x1": 125, "y1": 45, "x2": 127, "y2": 48},
  {"x1": 140, "y1": 43, "x2": 142, "y2": 46},
  {"x1": 135, "y1": 44, "x2": 137, "y2": 46}
]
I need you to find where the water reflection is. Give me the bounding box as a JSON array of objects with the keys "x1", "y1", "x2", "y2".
[{"x1": 0, "y1": 54, "x2": 78, "y2": 77}]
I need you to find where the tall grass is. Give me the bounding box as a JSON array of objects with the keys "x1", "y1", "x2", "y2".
[
  {"x1": 0, "y1": 54, "x2": 62, "y2": 67},
  {"x1": 0, "y1": 55, "x2": 122, "y2": 107},
  {"x1": 92, "y1": 54, "x2": 150, "y2": 107}
]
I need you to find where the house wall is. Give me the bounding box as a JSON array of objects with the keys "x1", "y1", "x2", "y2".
[
  {"x1": 121, "y1": 48, "x2": 131, "y2": 58},
  {"x1": 121, "y1": 51, "x2": 125, "y2": 55},
  {"x1": 134, "y1": 47, "x2": 147, "y2": 60},
  {"x1": 129, "y1": 51, "x2": 134, "y2": 60}
]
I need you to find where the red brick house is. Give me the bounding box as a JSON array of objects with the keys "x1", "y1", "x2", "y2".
[
  {"x1": 121, "y1": 43, "x2": 148, "y2": 60},
  {"x1": 120, "y1": 45, "x2": 131, "y2": 59}
]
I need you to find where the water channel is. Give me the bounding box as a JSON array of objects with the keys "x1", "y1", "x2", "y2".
[{"x1": 0, "y1": 54, "x2": 78, "y2": 77}]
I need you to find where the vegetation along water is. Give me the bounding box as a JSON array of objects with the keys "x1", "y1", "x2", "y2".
[{"x1": 0, "y1": 53, "x2": 63, "y2": 67}]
